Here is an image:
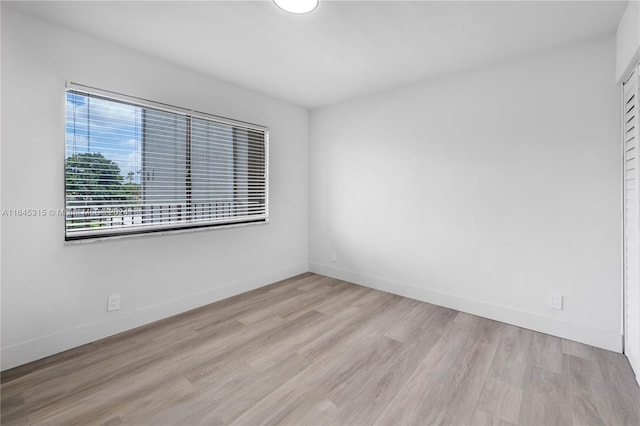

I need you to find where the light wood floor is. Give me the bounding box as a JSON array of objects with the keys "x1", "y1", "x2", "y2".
[{"x1": 2, "y1": 273, "x2": 639, "y2": 425}]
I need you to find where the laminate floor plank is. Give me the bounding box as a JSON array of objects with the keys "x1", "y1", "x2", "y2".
[
  {"x1": 294, "y1": 291, "x2": 396, "y2": 359},
  {"x1": 328, "y1": 324, "x2": 448, "y2": 425},
  {"x1": 529, "y1": 332, "x2": 564, "y2": 375},
  {"x1": 2, "y1": 273, "x2": 639, "y2": 426},
  {"x1": 21, "y1": 316, "x2": 282, "y2": 424},
  {"x1": 471, "y1": 409, "x2": 517, "y2": 426},
  {"x1": 229, "y1": 297, "x2": 419, "y2": 425},
  {"x1": 374, "y1": 320, "x2": 497, "y2": 425},
  {"x1": 519, "y1": 390, "x2": 573, "y2": 426},
  {"x1": 487, "y1": 325, "x2": 533, "y2": 388},
  {"x1": 246, "y1": 306, "x2": 360, "y2": 373},
  {"x1": 475, "y1": 378, "x2": 523, "y2": 424},
  {"x1": 384, "y1": 300, "x2": 438, "y2": 342},
  {"x1": 295, "y1": 275, "x2": 339, "y2": 292},
  {"x1": 422, "y1": 319, "x2": 502, "y2": 425},
  {"x1": 302, "y1": 282, "x2": 367, "y2": 316},
  {"x1": 590, "y1": 348, "x2": 640, "y2": 425},
  {"x1": 230, "y1": 334, "x2": 399, "y2": 426},
  {"x1": 237, "y1": 282, "x2": 337, "y2": 325}
]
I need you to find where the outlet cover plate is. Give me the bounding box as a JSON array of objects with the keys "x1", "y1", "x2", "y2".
[
  {"x1": 549, "y1": 293, "x2": 563, "y2": 310},
  {"x1": 108, "y1": 294, "x2": 120, "y2": 312}
]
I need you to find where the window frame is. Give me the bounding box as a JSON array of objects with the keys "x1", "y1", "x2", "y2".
[{"x1": 64, "y1": 82, "x2": 269, "y2": 242}]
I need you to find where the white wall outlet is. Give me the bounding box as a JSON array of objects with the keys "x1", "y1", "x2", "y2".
[
  {"x1": 549, "y1": 293, "x2": 563, "y2": 310},
  {"x1": 107, "y1": 294, "x2": 120, "y2": 312},
  {"x1": 330, "y1": 251, "x2": 337, "y2": 262}
]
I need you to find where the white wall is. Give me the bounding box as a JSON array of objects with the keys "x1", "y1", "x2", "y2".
[
  {"x1": 309, "y1": 36, "x2": 622, "y2": 352},
  {"x1": 618, "y1": 1, "x2": 640, "y2": 381},
  {"x1": 617, "y1": 0, "x2": 640, "y2": 83},
  {"x1": 0, "y1": 8, "x2": 309, "y2": 370}
]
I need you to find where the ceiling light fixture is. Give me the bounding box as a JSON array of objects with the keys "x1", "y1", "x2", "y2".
[{"x1": 273, "y1": 0, "x2": 319, "y2": 14}]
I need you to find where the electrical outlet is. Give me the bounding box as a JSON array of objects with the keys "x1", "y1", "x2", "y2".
[
  {"x1": 549, "y1": 293, "x2": 563, "y2": 310},
  {"x1": 107, "y1": 294, "x2": 120, "y2": 312},
  {"x1": 330, "y1": 251, "x2": 337, "y2": 262}
]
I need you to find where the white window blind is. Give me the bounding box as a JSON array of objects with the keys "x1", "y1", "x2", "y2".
[{"x1": 65, "y1": 83, "x2": 268, "y2": 241}]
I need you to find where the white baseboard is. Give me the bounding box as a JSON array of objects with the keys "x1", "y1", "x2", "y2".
[
  {"x1": 310, "y1": 263, "x2": 622, "y2": 353},
  {"x1": 1, "y1": 263, "x2": 308, "y2": 371}
]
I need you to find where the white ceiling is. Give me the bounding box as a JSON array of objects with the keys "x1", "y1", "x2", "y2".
[{"x1": 4, "y1": 0, "x2": 628, "y2": 108}]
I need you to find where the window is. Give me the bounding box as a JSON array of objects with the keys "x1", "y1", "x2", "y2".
[{"x1": 65, "y1": 83, "x2": 268, "y2": 241}]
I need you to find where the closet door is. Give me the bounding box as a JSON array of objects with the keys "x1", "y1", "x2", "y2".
[{"x1": 623, "y1": 68, "x2": 640, "y2": 380}]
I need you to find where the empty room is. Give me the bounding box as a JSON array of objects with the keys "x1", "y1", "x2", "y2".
[{"x1": 2, "y1": 0, "x2": 640, "y2": 424}]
